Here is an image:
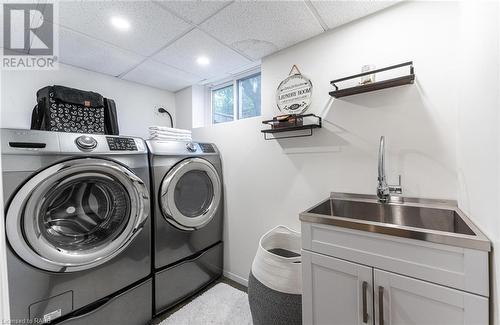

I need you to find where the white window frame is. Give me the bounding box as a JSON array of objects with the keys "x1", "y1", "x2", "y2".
[
  {"x1": 209, "y1": 67, "x2": 261, "y2": 125},
  {"x1": 211, "y1": 81, "x2": 235, "y2": 125},
  {"x1": 237, "y1": 72, "x2": 262, "y2": 120}
]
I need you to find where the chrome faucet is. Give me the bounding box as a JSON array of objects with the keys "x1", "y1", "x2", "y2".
[{"x1": 377, "y1": 136, "x2": 402, "y2": 203}]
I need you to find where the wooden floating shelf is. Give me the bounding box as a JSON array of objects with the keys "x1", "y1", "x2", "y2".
[
  {"x1": 261, "y1": 124, "x2": 321, "y2": 134},
  {"x1": 261, "y1": 114, "x2": 322, "y2": 140},
  {"x1": 330, "y1": 74, "x2": 415, "y2": 98},
  {"x1": 329, "y1": 61, "x2": 415, "y2": 99}
]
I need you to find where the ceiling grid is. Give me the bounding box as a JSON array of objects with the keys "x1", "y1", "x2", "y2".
[{"x1": 47, "y1": 0, "x2": 398, "y2": 92}]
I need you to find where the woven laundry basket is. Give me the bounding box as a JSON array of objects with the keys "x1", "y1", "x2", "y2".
[{"x1": 248, "y1": 226, "x2": 302, "y2": 325}]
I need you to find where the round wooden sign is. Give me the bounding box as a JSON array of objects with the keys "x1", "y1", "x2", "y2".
[{"x1": 276, "y1": 73, "x2": 312, "y2": 114}]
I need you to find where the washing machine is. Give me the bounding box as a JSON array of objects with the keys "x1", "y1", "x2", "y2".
[
  {"x1": 146, "y1": 140, "x2": 223, "y2": 315},
  {"x1": 1, "y1": 129, "x2": 152, "y2": 324}
]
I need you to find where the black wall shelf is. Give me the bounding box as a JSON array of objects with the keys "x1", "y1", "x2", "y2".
[
  {"x1": 329, "y1": 61, "x2": 415, "y2": 98},
  {"x1": 261, "y1": 114, "x2": 322, "y2": 140}
]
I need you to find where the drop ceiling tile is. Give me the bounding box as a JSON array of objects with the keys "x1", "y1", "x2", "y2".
[
  {"x1": 200, "y1": 1, "x2": 324, "y2": 60},
  {"x1": 154, "y1": 0, "x2": 231, "y2": 25},
  {"x1": 122, "y1": 59, "x2": 202, "y2": 92},
  {"x1": 59, "y1": 27, "x2": 145, "y2": 77},
  {"x1": 230, "y1": 39, "x2": 279, "y2": 61},
  {"x1": 310, "y1": 1, "x2": 399, "y2": 30},
  {"x1": 57, "y1": 1, "x2": 190, "y2": 56},
  {"x1": 152, "y1": 28, "x2": 252, "y2": 80}
]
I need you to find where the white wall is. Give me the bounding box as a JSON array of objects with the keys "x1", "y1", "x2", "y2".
[
  {"x1": 1, "y1": 64, "x2": 175, "y2": 139},
  {"x1": 192, "y1": 0, "x2": 496, "y2": 292},
  {"x1": 175, "y1": 84, "x2": 207, "y2": 130},
  {"x1": 175, "y1": 87, "x2": 193, "y2": 130},
  {"x1": 457, "y1": 1, "x2": 500, "y2": 323},
  {"x1": 192, "y1": 85, "x2": 207, "y2": 128}
]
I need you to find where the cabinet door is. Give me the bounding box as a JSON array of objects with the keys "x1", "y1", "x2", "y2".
[
  {"x1": 374, "y1": 269, "x2": 488, "y2": 325},
  {"x1": 302, "y1": 250, "x2": 373, "y2": 325}
]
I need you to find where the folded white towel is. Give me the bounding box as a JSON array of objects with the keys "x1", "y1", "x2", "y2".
[
  {"x1": 149, "y1": 131, "x2": 191, "y2": 137},
  {"x1": 149, "y1": 131, "x2": 192, "y2": 140},
  {"x1": 150, "y1": 135, "x2": 193, "y2": 141},
  {"x1": 149, "y1": 126, "x2": 192, "y2": 135},
  {"x1": 149, "y1": 130, "x2": 192, "y2": 137},
  {"x1": 149, "y1": 136, "x2": 193, "y2": 141}
]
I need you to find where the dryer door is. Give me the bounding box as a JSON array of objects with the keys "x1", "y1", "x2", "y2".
[
  {"x1": 160, "y1": 158, "x2": 221, "y2": 231},
  {"x1": 5, "y1": 158, "x2": 149, "y2": 272}
]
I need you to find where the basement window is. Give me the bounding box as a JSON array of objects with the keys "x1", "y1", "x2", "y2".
[
  {"x1": 211, "y1": 72, "x2": 261, "y2": 124},
  {"x1": 212, "y1": 84, "x2": 234, "y2": 124}
]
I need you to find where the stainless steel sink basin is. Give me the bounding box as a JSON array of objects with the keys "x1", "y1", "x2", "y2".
[
  {"x1": 309, "y1": 198, "x2": 474, "y2": 235},
  {"x1": 300, "y1": 193, "x2": 491, "y2": 251}
]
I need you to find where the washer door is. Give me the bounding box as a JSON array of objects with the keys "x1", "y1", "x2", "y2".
[
  {"x1": 6, "y1": 158, "x2": 149, "y2": 272},
  {"x1": 160, "y1": 158, "x2": 221, "y2": 231}
]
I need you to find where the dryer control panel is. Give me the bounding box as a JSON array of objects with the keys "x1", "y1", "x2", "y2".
[
  {"x1": 106, "y1": 137, "x2": 138, "y2": 151},
  {"x1": 199, "y1": 143, "x2": 215, "y2": 153}
]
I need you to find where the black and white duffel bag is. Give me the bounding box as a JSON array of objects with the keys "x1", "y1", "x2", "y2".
[{"x1": 30, "y1": 85, "x2": 119, "y2": 135}]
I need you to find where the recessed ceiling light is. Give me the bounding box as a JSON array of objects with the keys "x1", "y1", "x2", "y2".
[
  {"x1": 196, "y1": 56, "x2": 210, "y2": 66},
  {"x1": 110, "y1": 16, "x2": 131, "y2": 31}
]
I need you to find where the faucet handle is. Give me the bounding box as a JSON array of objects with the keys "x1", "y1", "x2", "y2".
[{"x1": 389, "y1": 175, "x2": 403, "y2": 194}]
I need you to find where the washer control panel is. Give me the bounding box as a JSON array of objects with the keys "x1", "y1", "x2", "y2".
[
  {"x1": 199, "y1": 143, "x2": 216, "y2": 153},
  {"x1": 75, "y1": 135, "x2": 97, "y2": 151},
  {"x1": 106, "y1": 137, "x2": 137, "y2": 151}
]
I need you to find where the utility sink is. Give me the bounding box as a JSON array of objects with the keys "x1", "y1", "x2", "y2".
[
  {"x1": 309, "y1": 197, "x2": 474, "y2": 235},
  {"x1": 300, "y1": 193, "x2": 491, "y2": 251}
]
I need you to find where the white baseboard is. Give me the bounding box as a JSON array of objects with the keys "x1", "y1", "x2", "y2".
[{"x1": 223, "y1": 270, "x2": 248, "y2": 287}]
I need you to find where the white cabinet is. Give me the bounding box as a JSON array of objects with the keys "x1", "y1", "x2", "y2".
[
  {"x1": 302, "y1": 250, "x2": 373, "y2": 325},
  {"x1": 374, "y1": 269, "x2": 488, "y2": 325},
  {"x1": 302, "y1": 222, "x2": 489, "y2": 297},
  {"x1": 301, "y1": 223, "x2": 489, "y2": 325}
]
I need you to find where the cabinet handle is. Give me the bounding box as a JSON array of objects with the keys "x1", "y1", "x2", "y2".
[
  {"x1": 362, "y1": 281, "x2": 368, "y2": 323},
  {"x1": 378, "y1": 286, "x2": 384, "y2": 325}
]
